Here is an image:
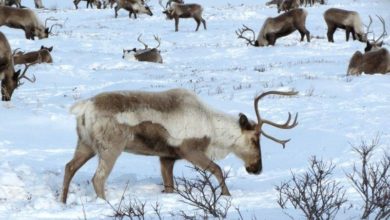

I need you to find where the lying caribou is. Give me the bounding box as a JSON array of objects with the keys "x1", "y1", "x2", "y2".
[
  {"x1": 0, "y1": 31, "x2": 37, "y2": 101},
  {"x1": 123, "y1": 34, "x2": 163, "y2": 63},
  {"x1": 13, "y1": 46, "x2": 53, "y2": 65},
  {"x1": 236, "y1": 9, "x2": 310, "y2": 46},
  {"x1": 61, "y1": 88, "x2": 298, "y2": 203},
  {"x1": 0, "y1": 6, "x2": 57, "y2": 40},
  {"x1": 74, "y1": 0, "x2": 102, "y2": 9},
  {"x1": 323, "y1": 8, "x2": 367, "y2": 43},
  {"x1": 114, "y1": 0, "x2": 153, "y2": 19},
  {"x1": 159, "y1": 0, "x2": 206, "y2": 32},
  {"x1": 347, "y1": 16, "x2": 389, "y2": 75}
]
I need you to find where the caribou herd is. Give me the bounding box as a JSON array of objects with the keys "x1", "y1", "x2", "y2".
[{"x1": 0, "y1": 0, "x2": 388, "y2": 205}]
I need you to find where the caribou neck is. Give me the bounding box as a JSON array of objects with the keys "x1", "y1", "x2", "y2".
[{"x1": 206, "y1": 111, "x2": 242, "y2": 160}]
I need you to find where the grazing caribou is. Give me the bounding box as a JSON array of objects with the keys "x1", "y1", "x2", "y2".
[
  {"x1": 0, "y1": 31, "x2": 38, "y2": 101},
  {"x1": 74, "y1": 0, "x2": 102, "y2": 9},
  {"x1": 323, "y1": 8, "x2": 367, "y2": 43},
  {"x1": 61, "y1": 89, "x2": 299, "y2": 203},
  {"x1": 236, "y1": 9, "x2": 310, "y2": 46},
  {"x1": 0, "y1": 6, "x2": 58, "y2": 40},
  {"x1": 160, "y1": 0, "x2": 206, "y2": 32},
  {"x1": 347, "y1": 16, "x2": 389, "y2": 75},
  {"x1": 122, "y1": 34, "x2": 163, "y2": 63},
  {"x1": 102, "y1": 0, "x2": 116, "y2": 8},
  {"x1": 13, "y1": 46, "x2": 53, "y2": 65},
  {"x1": 114, "y1": 0, "x2": 153, "y2": 19}
]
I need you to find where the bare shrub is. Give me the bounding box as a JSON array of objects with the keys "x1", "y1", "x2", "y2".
[
  {"x1": 108, "y1": 183, "x2": 146, "y2": 220},
  {"x1": 276, "y1": 156, "x2": 347, "y2": 220},
  {"x1": 346, "y1": 137, "x2": 390, "y2": 220},
  {"x1": 174, "y1": 166, "x2": 232, "y2": 219}
]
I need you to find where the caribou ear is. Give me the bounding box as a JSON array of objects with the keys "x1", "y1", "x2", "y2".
[
  {"x1": 378, "y1": 41, "x2": 383, "y2": 47},
  {"x1": 239, "y1": 113, "x2": 252, "y2": 130},
  {"x1": 48, "y1": 46, "x2": 53, "y2": 52}
]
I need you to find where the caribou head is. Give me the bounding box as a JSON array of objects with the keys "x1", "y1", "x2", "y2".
[
  {"x1": 365, "y1": 15, "x2": 387, "y2": 52},
  {"x1": 237, "y1": 91, "x2": 298, "y2": 174}
]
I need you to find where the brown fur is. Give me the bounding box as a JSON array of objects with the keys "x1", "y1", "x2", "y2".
[
  {"x1": 347, "y1": 48, "x2": 390, "y2": 75},
  {"x1": 93, "y1": 90, "x2": 182, "y2": 114},
  {"x1": 0, "y1": 6, "x2": 49, "y2": 40},
  {"x1": 114, "y1": 0, "x2": 152, "y2": 19},
  {"x1": 256, "y1": 8, "x2": 310, "y2": 46},
  {"x1": 323, "y1": 8, "x2": 366, "y2": 43},
  {"x1": 278, "y1": 0, "x2": 299, "y2": 13},
  {"x1": 0, "y1": 31, "x2": 25, "y2": 101},
  {"x1": 13, "y1": 47, "x2": 53, "y2": 65},
  {"x1": 163, "y1": 3, "x2": 206, "y2": 32}
]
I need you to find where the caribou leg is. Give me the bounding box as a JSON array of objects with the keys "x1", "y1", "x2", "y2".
[
  {"x1": 61, "y1": 140, "x2": 95, "y2": 203},
  {"x1": 174, "y1": 17, "x2": 179, "y2": 32},
  {"x1": 178, "y1": 137, "x2": 231, "y2": 196},
  {"x1": 327, "y1": 25, "x2": 336, "y2": 42},
  {"x1": 160, "y1": 157, "x2": 177, "y2": 193}
]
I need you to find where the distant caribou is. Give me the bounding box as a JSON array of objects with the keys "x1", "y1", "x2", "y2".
[
  {"x1": 13, "y1": 46, "x2": 53, "y2": 65},
  {"x1": 0, "y1": 31, "x2": 38, "y2": 101},
  {"x1": 123, "y1": 34, "x2": 163, "y2": 63},
  {"x1": 347, "y1": 16, "x2": 389, "y2": 75},
  {"x1": 159, "y1": 0, "x2": 206, "y2": 32},
  {"x1": 323, "y1": 8, "x2": 367, "y2": 42},
  {"x1": 61, "y1": 88, "x2": 298, "y2": 203},
  {"x1": 236, "y1": 9, "x2": 310, "y2": 46},
  {"x1": 74, "y1": 0, "x2": 102, "y2": 9},
  {"x1": 0, "y1": 6, "x2": 59, "y2": 40},
  {"x1": 114, "y1": 0, "x2": 153, "y2": 19}
]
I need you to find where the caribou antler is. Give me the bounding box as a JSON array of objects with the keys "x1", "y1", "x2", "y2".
[
  {"x1": 12, "y1": 48, "x2": 24, "y2": 56},
  {"x1": 45, "y1": 17, "x2": 63, "y2": 35},
  {"x1": 153, "y1": 35, "x2": 161, "y2": 49},
  {"x1": 374, "y1": 15, "x2": 387, "y2": 44},
  {"x1": 137, "y1": 34, "x2": 149, "y2": 49},
  {"x1": 254, "y1": 90, "x2": 299, "y2": 148},
  {"x1": 17, "y1": 55, "x2": 42, "y2": 86},
  {"x1": 235, "y1": 25, "x2": 256, "y2": 46}
]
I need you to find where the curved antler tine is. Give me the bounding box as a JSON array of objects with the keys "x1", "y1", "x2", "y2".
[
  {"x1": 262, "y1": 131, "x2": 290, "y2": 149},
  {"x1": 374, "y1": 15, "x2": 387, "y2": 43},
  {"x1": 44, "y1": 16, "x2": 57, "y2": 28},
  {"x1": 12, "y1": 48, "x2": 22, "y2": 56},
  {"x1": 137, "y1": 34, "x2": 148, "y2": 49},
  {"x1": 154, "y1": 35, "x2": 161, "y2": 49},
  {"x1": 262, "y1": 112, "x2": 298, "y2": 129},
  {"x1": 49, "y1": 23, "x2": 63, "y2": 35}
]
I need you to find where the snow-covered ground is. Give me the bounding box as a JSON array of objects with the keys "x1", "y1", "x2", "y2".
[{"x1": 0, "y1": 0, "x2": 389, "y2": 219}]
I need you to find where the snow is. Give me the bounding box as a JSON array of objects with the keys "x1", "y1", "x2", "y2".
[{"x1": 0, "y1": 0, "x2": 389, "y2": 219}]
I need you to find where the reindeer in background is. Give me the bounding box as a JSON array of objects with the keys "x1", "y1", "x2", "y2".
[
  {"x1": 159, "y1": 0, "x2": 206, "y2": 32},
  {"x1": 236, "y1": 9, "x2": 310, "y2": 46},
  {"x1": 123, "y1": 34, "x2": 163, "y2": 63},
  {"x1": 13, "y1": 46, "x2": 53, "y2": 65},
  {"x1": 0, "y1": 31, "x2": 38, "y2": 101},
  {"x1": 0, "y1": 7, "x2": 60, "y2": 40},
  {"x1": 347, "y1": 16, "x2": 389, "y2": 75},
  {"x1": 114, "y1": 0, "x2": 153, "y2": 19}
]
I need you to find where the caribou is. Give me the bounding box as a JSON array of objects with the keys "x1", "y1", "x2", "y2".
[
  {"x1": 0, "y1": 6, "x2": 59, "y2": 40},
  {"x1": 114, "y1": 0, "x2": 153, "y2": 19},
  {"x1": 122, "y1": 34, "x2": 163, "y2": 63},
  {"x1": 323, "y1": 8, "x2": 367, "y2": 43},
  {"x1": 61, "y1": 89, "x2": 298, "y2": 203},
  {"x1": 13, "y1": 46, "x2": 53, "y2": 65},
  {"x1": 0, "y1": 31, "x2": 38, "y2": 101},
  {"x1": 74, "y1": 0, "x2": 102, "y2": 9},
  {"x1": 347, "y1": 16, "x2": 389, "y2": 75},
  {"x1": 159, "y1": 0, "x2": 206, "y2": 32},
  {"x1": 236, "y1": 9, "x2": 310, "y2": 46}
]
